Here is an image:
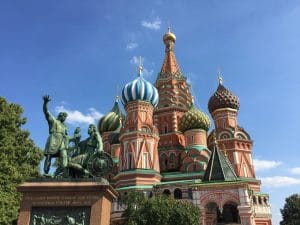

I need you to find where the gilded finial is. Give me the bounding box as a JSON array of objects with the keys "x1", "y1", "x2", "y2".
[
  {"x1": 138, "y1": 56, "x2": 143, "y2": 76},
  {"x1": 222, "y1": 143, "x2": 228, "y2": 157},
  {"x1": 115, "y1": 95, "x2": 119, "y2": 102},
  {"x1": 163, "y1": 26, "x2": 176, "y2": 45}
]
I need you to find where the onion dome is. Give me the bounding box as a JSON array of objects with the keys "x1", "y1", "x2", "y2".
[
  {"x1": 179, "y1": 104, "x2": 211, "y2": 132},
  {"x1": 208, "y1": 76, "x2": 240, "y2": 114},
  {"x1": 163, "y1": 26, "x2": 176, "y2": 44},
  {"x1": 121, "y1": 65, "x2": 159, "y2": 107},
  {"x1": 98, "y1": 96, "x2": 124, "y2": 134}
]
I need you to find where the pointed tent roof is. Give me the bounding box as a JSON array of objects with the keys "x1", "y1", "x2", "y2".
[
  {"x1": 159, "y1": 27, "x2": 182, "y2": 76},
  {"x1": 203, "y1": 138, "x2": 238, "y2": 182},
  {"x1": 160, "y1": 49, "x2": 181, "y2": 75}
]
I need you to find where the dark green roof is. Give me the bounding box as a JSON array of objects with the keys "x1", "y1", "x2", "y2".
[{"x1": 203, "y1": 143, "x2": 237, "y2": 182}]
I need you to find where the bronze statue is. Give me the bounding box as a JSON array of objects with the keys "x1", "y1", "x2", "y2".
[
  {"x1": 43, "y1": 95, "x2": 69, "y2": 177},
  {"x1": 42, "y1": 95, "x2": 113, "y2": 179},
  {"x1": 67, "y1": 124, "x2": 106, "y2": 177}
]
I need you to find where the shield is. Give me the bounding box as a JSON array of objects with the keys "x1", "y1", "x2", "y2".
[{"x1": 86, "y1": 151, "x2": 113, "y2": 177}]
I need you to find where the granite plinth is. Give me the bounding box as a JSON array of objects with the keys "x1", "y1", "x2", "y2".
[{"x1": 17, "y1": 178, "x2": 118, "y2": 225}]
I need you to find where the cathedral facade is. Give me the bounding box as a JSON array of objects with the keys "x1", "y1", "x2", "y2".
[{"x1": 98, "y1": 29, "x2": 272, "y2": 225}]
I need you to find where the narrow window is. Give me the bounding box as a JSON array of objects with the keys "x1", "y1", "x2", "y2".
[{"x1": 143, "y1": 153, "x2": 148, "y2": 169}]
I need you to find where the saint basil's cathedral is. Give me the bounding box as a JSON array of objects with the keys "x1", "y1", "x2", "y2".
[{"x1": 97, "y1": 28, "x2": 272, "y2": 225}]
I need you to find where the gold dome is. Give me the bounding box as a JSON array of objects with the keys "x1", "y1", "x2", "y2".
[{"x1": 163, "y1": 27, "x2": 176, "y2": 44}]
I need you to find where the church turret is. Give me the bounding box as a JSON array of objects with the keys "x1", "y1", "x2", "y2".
[
  {"x1": 115, "y1": 64, "x2": 161, "y2": 189},
  {"x1": 208, "y1": 75, "x2": 255, "y2": 179},
  {"x1": 178, "y1": 102, "x2": 211, "y2": 176},
  {"x1": 154, "y1": 28, "x2": 193, "y2": 174}
]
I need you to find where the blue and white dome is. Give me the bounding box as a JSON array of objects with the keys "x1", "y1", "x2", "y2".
[{"x1": 121, "y1": 67, "x2": 159, "y2": 107}]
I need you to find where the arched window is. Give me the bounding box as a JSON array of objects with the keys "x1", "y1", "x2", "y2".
[
  {"x1": 221, "y1": 133, "x2": 230, "y2": 139},
  {"x1": 128, "y1": 153, "x2": 133, "y2": 169},
  {"x1": 143, "y1": 153, "x2": 148, "y2": 169},
  {"x1": 169, "y1": 153, "x2": 177, "y2": 170},
  {"x1": 163, "y1": 189, "x2": 171, "y2": 196},
  {"x1": 222, "y1": 202, "x2": 240, "y2": 223},
  {"x1": 174, "y1": 188, "x2": 182, "y2": 199},
  {"x1": 253, "y1": 196, "x2": 257, "y2": 204},
  {"x1": 160, "y1": 154, "x2": 167, "y2": 172},
  {"x1": 258, "y1": 196, "x2": 262, "y2": 205}
]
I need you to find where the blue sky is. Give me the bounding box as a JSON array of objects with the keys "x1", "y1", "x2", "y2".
[{"x1": 1, "y1": 1, "x2": 300, "y2": 224}]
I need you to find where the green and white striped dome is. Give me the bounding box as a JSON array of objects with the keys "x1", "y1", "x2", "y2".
[{"x1": 98, "y1": 96, "x2": 124, "y2": 134}]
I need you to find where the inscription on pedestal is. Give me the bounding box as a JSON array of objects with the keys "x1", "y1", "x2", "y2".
[
  {"x1": 30, "y1": 207, "x2": 90, "y2": 225},
  {"x1": 25, "y1": 195, "x2": 99, "y2": 206}
]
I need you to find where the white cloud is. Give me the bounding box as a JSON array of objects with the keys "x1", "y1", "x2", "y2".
[
  {"x1": 55, "y1": 106, "x2": 103, "y2": 126},
  {"x1": 130, "y1": 56, "x2": 142, "y2": 65},
  {"x1": 143, "y1": 68, "x2": 154, "y2": 78},
  {"x1": 290, "y1": 167, "x2": 300, "y2": 175},
  {"x1": 141, "y1": 17, "x2": 161, "y2": 30},
  {"x1": 259, "y1": 176, "x2": 300, "y2": 187},
  {"x1": 253, "y1": 159, "x2": 282, "y2": 171},
  {"x1": 126, "y1": 42, "x2": 138, "y2": 50}
]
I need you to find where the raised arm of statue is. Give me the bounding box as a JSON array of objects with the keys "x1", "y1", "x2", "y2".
[{"x1": 43, "y1": 95, "x2": 54, "y2": 124}]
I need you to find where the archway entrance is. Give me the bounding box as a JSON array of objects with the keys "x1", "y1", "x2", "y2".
[
  {"x1": 205, "y1": 202, "x2": 240, "y2": 225},
  {"x1": 222, "y1": 202, "x2": 240, "y2": 224}
]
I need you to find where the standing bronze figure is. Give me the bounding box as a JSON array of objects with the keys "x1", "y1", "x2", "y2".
[{"x1": 43, "y1": 95, "x2": 69, "y2": 177}]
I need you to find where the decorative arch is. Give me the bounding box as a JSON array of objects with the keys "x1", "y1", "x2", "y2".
[
  {"x1": 163, "y1": 189, "x2": 171, "y2": 196},
  {"x1": 199, "y1": 190, "x2": 240, "y2": 208},
  {"x1": 235, "y1": 132, "x2": 247, "y2": 140},
  {"x1": 219, "y1": 130, "x2": 233, "y2": 140},
  {"x1": 168, "y1": 152, "x2": 177, "y2": 170}
]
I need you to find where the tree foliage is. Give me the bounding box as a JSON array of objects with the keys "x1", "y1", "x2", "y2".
[
  {"x1": 0, "y1": 97, "x2": 43, "y2": 225},
  {"x1": 280, "y1": 194, "x2": 300, "y2": 225},
  {"x1": 120, "y1": 191, "x2": 200, "y2": 225}
]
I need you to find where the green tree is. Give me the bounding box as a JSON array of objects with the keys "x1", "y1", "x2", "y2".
[
  {"x1": 0, "y1": 97, "x2": 43, "y2": 225},
  {"x1": 120, "y1": 191, "x2": 200, "y2": 225},
  {"x1": 280, "y1": 194, "x2": 300, "y2": 225}
]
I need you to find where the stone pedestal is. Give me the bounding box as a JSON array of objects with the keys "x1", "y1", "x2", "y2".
[{"x1": 17, "y1": 179, "x2": 118, "y2": 225}]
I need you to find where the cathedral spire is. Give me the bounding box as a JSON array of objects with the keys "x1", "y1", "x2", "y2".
[{"x1": 160, "y1": 27, "x2": 181, "y2": 76}]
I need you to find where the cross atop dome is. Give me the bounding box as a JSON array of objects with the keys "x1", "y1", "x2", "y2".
[
  {"x1": 138, "y1": 56, "x2": 143, "y2": 77},
  {"x1": 217, "y1": 67, "x2": 223, "y2": 85}
]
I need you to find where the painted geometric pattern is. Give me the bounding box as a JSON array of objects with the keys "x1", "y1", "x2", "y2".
[
  {"x1": 180, "y1": 147, "x2": 211, "y2": 173},
  {"x1": 120, "y1": 138, "x2": 159, "y2": 171},
  {"x1": 208, "y1": 83, "x2": 240, "y2": 113},
  {"x1": 179, "y1": 105, "x2": 210, "y2": 132},
  {"x1": 122, "y1": 73, "x2": 159, "y2": 107}
]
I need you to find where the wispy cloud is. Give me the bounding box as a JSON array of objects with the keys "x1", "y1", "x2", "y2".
[
  {"x1": 143, "y1": 68, "x2": 154, "y2": 78},
  {"x1": 55, "y1": 106, "x2": 103, "y2": 126},
  {"x1": 253, "y1": 159, "x2": 282, "y2": 171},
  {"x1": 126, "y1": 42, "x2": 138, "y2": 50},
  {"x1": 141, "y1": 17, "x2": 161, "y2": 30},
  {"x1": 290, "y1": 167, "x2": 300, "y2": 175},
  {"x1": 259, "y1": 176, "x2": 300, "y2": 187},
  {"x1": 130, "y1": 56, "x2": 141, "y2": 65}
]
